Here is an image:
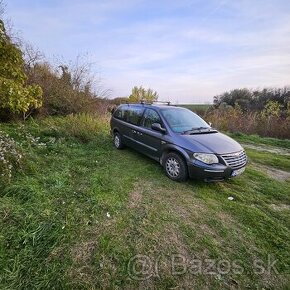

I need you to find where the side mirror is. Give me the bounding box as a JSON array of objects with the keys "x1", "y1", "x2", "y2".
[
  {"x1": 208, "y1": 122, "x2": 212, "y2": 127},
  {"x1": 151, "y1": 123, "x2": 166, "y2": 133}
]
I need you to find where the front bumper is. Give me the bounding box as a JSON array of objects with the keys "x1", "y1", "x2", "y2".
[{"x1": 187, "y1": 160, "x2": 243, "y2": 182}]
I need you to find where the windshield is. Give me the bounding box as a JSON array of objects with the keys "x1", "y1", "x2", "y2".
[{"x1": 161, "y1": 108, "x2": 210, "y2": 133}]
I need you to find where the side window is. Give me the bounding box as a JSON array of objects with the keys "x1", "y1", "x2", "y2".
[
  {"x1": 127, "y1": 107, "x2": 144, "y2": 125},
  {"x1": 114, "y1": 106, "x2": 144, "y2": 125},
  {"x1": 142, "y1": 109, "x2": 162, "y2": 129},
  {"x1": 114, "y1": 106, "x2": 126, "y2": 120}
]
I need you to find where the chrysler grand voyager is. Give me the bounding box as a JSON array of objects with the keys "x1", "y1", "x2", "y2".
[{"x1": 110, "y1": 103, "x2": 247, "y2": 182}]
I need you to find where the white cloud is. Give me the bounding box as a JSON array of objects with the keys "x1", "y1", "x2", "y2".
[{"x1": 6, "y1": 0, "x2": 290, "y2": 103}]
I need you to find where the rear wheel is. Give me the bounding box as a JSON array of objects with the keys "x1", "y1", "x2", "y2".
[
  {"x1": 113, "y1": 132, "x2": 124, "y2": 149},
  {"x1": 164, "y1": 152, "x2": 188, "y2": 182}
]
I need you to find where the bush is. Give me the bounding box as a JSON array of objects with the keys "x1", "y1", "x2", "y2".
[
  {"x1": 25, "y1": 60, "x2": 110, "y2": 117},
  {"x1": 34, "y1": 114, "x2": 110, "y2": 143},
  {"x1": 0, "y1": 130, "x2": 22, "y2": 183},
  {"x1": 206, "y1": 107, "x2": 290, "y2": 139},
  {"x1": 0, "y1": 21, "x2": 42, "y2": 121},
  {"x1": 213, "y1": 87, "x2": 290, "y2": 112},
  {"x1": 208, "y1": 89, "x2": 290, "y2": 139}
]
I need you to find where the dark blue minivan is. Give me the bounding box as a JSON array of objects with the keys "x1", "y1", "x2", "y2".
[{"x1": 110, "y1": 103, "x2": 247, "y2": 182}]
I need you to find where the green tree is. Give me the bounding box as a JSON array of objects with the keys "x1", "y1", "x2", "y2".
[
  {"x1": 0, "y1": 20, "x2": 42, "y2": 119},
  {"x1": 261, "y1": 100, "x2": 281, "y2": 118},
  {"x1": 128, "y1": 86, "x2": 158, "y2": 103}
]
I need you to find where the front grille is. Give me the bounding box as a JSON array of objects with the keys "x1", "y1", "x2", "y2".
[{"x1": 220, "y1": 150, "x2": 247, "y2": 169}]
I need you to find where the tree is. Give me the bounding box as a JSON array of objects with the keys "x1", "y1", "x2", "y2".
[
  {"x1": 213, "y1": 87, "x2": 290, "y2": 113},
  {"x1": 261, "y1": 100, "x2": 281, "y2": 118},
  {"x1": 128, "y1": 86, "x2": 159, "y2": 103},
  {"x1": 0, "y1": 20, "x2": 42, "y2": 120}
]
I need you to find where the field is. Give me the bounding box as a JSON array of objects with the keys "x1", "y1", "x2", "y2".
[
  {"x1": 179, "y1": 104, "x2": 212, "y2": 116},
  {"x1": 0, "y1": 115, "x2": 290, "y2": 289}
]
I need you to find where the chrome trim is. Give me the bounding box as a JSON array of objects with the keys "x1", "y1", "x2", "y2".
[
  {"x1": 204, "y1": 169, "x2": 225, "y2": 173},
  {"x1": 220, "y1": 150, "x2": 247, "y2": 169}
]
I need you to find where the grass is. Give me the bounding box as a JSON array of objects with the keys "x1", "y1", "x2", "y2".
[
  {"x1": 228, "y1": 132, "x2": 290, "y2": 149},
  {"x1": 246, "y1": 148, "x2": 290, "y2": 171},
  {"x1": 0, "y1": 115, "x2": 290, "y2": 289}
]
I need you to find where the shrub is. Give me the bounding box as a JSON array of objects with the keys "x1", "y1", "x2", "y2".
[
  {"x1": 25, "y1": 59, "x2": 110, "y2": 117},
  {"x1": 0, "y1": 130, "x2": 22, "y2": 183},
  {"x1": 0, "y1": 20, "x2": 42, "y2": 121},
  {"x1": 206, "y1": 108, "x2": 290, "y2": 139},
  {"x1": 261, "y1": 100, "x2": 282, "y2": 118},
  {"x1": 35, "y1": 114, "x2": 110, "y2": 143},
  {"x1": 213, "y1": 87, "x2": 290, "y2": 112}
]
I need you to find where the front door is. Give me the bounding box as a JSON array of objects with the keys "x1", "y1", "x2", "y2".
[{"x1": 134, "y1": 108, "x2": 164, "y2": 159}]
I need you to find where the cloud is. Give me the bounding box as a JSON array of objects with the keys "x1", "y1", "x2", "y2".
[{"x1": 6, "y1": 0, "x2": 290, "y2": 103}]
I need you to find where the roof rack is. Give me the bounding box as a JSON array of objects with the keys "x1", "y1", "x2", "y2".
[{"x1": 140, "y1": 100, "x2": 171, "y2": 106}]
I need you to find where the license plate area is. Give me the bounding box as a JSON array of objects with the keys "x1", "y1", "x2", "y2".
[{"x1": 231, "y1": 167, "x2": 245, "y2": 177}]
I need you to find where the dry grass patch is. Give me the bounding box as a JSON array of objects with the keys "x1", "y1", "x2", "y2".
[
  {"x1": 127, "y1": 182, "x2": 143, "y2": 209},
  {"x1": 71, "y1": 241, "x2": 98, "y2": 266},
  {"x1": 269, "y1": 203, "x2": 290, "y2": 211}
]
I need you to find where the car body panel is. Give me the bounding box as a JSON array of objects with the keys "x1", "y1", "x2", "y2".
[
  {"x1": 178, "y1": 132, "x2": 243, "y2": 154},
  {"x1": 132, "y1": 126, "x2": 162, "y2": 159}
]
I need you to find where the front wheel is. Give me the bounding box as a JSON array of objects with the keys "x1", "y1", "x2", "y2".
[
  {"x1": 113, "y1": 132, "x2": 124, "y2": 149},
  {"x1": 164, "y1": 152, "x2": 188, "y2": 182}
]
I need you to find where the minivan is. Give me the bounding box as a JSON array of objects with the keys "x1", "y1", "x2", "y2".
[{"x1": 110, "y1": 103, "x2": 247, "y2": 182}]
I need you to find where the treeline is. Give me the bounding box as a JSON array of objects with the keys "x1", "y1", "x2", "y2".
[
  {"x1": 213, "y1": 87, "x2": 290, "y2": 114},
  {"x1": 206, "y1": 87, "x2": 290, "y2": 139}
]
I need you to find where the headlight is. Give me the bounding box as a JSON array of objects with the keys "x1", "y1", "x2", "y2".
[{"x1": 193, "y1": 153, "x2": 219, "y2": 164}]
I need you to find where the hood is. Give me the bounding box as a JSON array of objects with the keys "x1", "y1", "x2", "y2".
[{"x1": 180, "y1": 132, "x2": 243, "y2": 154}]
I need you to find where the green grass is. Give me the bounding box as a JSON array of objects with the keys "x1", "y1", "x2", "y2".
[
  {"x1": 228, "y1": 132, "x2": 290, "y2": 149},
  {"x1": 246, "y1": 148, "x2": 290, "y2": 171},
  {"x1": 179, "y1": 104, "x2": 212, "y2": 115},
  {"x1": 0, "y1": 116, "x2": 290, "y2": 289}
]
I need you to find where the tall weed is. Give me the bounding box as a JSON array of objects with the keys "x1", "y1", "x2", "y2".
[
  {"x1": 33, "y1": 114, "x2": 110, "y2": 143},
  {"x1": 206, "y1": 108, "x2": 290, "y2": 139},
  {"x1": 0, "y1": 131, "x2": 23, "y2": 183}
]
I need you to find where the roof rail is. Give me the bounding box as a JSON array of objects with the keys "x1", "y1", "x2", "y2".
[
  {"x1": 153, "y1": 100, "x2": 171, "y2": 106},
  {"x1": 139, "y1": 100, "x2": 171, "y2": 106},
  {"x1": 140, "y1": 99, "x2": 151, "y2": 105}
]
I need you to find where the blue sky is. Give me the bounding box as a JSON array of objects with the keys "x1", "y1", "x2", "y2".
[{"x1": 5, "y1": 0, "x2": 290, "y2": 103}]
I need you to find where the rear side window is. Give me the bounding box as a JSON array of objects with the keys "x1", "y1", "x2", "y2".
[
  {"x1": 114, "y1": 106, "x2": 127, "y2": 120},
  {"x1": 127, "y1": 107, "x2": 144, "y2": 125},
  {"x1": 141, "y1": 109, "x2": 162, "y2": 129},
  {"x1": 114, "y1": 106, "x2": 144, "y2": 125}
]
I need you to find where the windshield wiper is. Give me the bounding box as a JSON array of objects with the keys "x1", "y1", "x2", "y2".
[
  {"x1": 192, "y1": 127, "x2": 209, "y2": 130},
  {"x1": 182, "y1": 127, "x2": 216, "y2": 135}
]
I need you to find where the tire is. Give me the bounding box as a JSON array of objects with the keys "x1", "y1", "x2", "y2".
[
  {"x1": 113, "y1": 132, "x2": 124, "y2": 149},
  {"x1": 163, "y1": 152, "x2": 188, "y2": 182}
]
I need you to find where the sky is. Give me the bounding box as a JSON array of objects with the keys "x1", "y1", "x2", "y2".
[{"x1": 4, "y1": 0, "x2": 290, "y2": 103}]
